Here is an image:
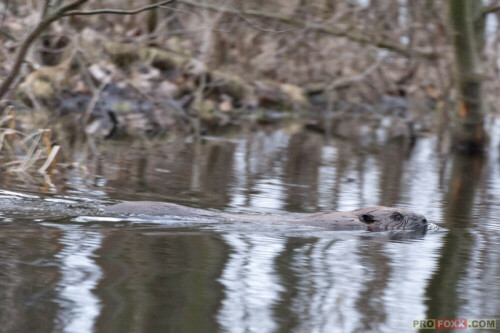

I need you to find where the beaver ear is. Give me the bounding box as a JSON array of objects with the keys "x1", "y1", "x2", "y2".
[{"x1": 359, "y1": 214, "x2": 375, "y2": 224}]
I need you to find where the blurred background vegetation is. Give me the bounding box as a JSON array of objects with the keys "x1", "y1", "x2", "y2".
[{"x1": 1, "y1": 0, "x2": 500, "y2": 171}]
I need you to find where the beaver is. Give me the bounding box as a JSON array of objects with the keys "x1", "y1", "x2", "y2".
[{"x1": 103, "y1": 202, "x2": 429, "y2": 232}]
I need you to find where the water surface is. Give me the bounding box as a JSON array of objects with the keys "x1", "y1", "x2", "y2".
[{"x1": 0, "y1": 124, "x2": 499, "y2": 332}]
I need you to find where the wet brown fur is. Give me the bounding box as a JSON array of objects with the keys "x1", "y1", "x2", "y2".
[{"x1": 104, "y1": 202, "x2": 428, "y2": 232}]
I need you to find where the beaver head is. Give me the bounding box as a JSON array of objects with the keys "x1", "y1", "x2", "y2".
[{"x1": 356, "y1": 206, "x2": 428, "y2": 231}]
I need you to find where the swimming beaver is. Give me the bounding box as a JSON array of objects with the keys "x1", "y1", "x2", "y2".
[{"x1": 103, "y1": 202, "x2": 429, "y2": 232}]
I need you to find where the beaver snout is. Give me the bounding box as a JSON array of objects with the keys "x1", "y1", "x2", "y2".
[
  {"x1": 420, "y1": 217, "x2": 430, "y2": 227},
  {"x1": 414, "y1": 217, "x2": 429, "y2": 230}
]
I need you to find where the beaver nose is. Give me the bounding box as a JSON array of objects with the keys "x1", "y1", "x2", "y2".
[{"x1": 422, "y1": 218, "x2": 428, "y2": 224}]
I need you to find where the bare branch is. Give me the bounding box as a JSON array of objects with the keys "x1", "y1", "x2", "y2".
[
  {"x1": 177, "y1": 0, "x2": 437, "y2": 59},
  {"x1": 328, "y1": 57, "x2": 383, "y2": 90},
  {"x1": 483, "y1": 5, "x2": 500, "y2": 15},
  {"x1": 63, "y1": 0, "x2": 176, "y2": 17},
  {"x1": 40, "y1": 0, "x2": 51, "y2": 20},
  {"x1": 0, "y1": 0, "x2": 88, "y2": 99}
]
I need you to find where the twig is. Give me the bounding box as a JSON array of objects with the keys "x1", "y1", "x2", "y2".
[
  {"x1": 63, "y1": 0, "x2": 176, "y2": 17},
  {"x1": 328, "y1": 57, "x2": 383, "y2": 90},
  {"x1": 0, "y1": 28, "x2": 16, "y2": 41},
  {"x1": 84, "y1": 75, "x2": 111, "y2": 123},
  {"x1": 0, "y1": 0, "x2": 10, "y2": 32},
  {"x1": 236, "y1": 11, "x2": 296, "y2": 34},
  {"x1": 40, "y1": 0, "x2": 51, "y2": 20}
]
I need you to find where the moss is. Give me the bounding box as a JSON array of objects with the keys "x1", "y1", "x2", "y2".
[
  {"x1": 210, "y1": 71, "x2": 255, "y2": 101},
  {"x1": 113, "y1": 101, "x2": 132, "y2": 113},
  {"x1": 140, "y1": 47, "x2": 188, "y2": 71},
  {"x1": 103, "y1": 41, "x2": 140, "y2": 67}
]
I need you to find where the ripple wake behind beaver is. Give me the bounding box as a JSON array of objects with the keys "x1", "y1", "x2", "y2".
[{"x1": 103, "y1": 201, "x2": 430, "y2": 232}]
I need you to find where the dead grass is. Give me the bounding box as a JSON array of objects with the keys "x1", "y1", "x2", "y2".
[{"x1": 0, "y1": 108, "x2": 60, "y2": 173}]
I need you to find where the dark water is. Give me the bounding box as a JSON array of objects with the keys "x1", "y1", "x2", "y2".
[{"x1": 0, "y1": 122, "x2": 499, "y2": 332}]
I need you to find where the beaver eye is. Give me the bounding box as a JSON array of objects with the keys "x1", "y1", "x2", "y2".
[{"x1": 391, "y1": 212, "x2": 404, "y2": 221}]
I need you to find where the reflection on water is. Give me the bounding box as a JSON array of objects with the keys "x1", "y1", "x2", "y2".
[
  {"x1": 218, "y1": 234, "x2": 285, "y2": 333},
  {"x1": 0, "y1": 124, "x2": 500, "y2": 332},
  {"x1": 52, "y1": 225, "x2": 102, "y2": 333}
]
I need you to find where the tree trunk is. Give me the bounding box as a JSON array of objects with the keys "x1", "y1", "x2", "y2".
[{"x1": 448, "y1": 0, "x2": 486, "y2": 151}]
